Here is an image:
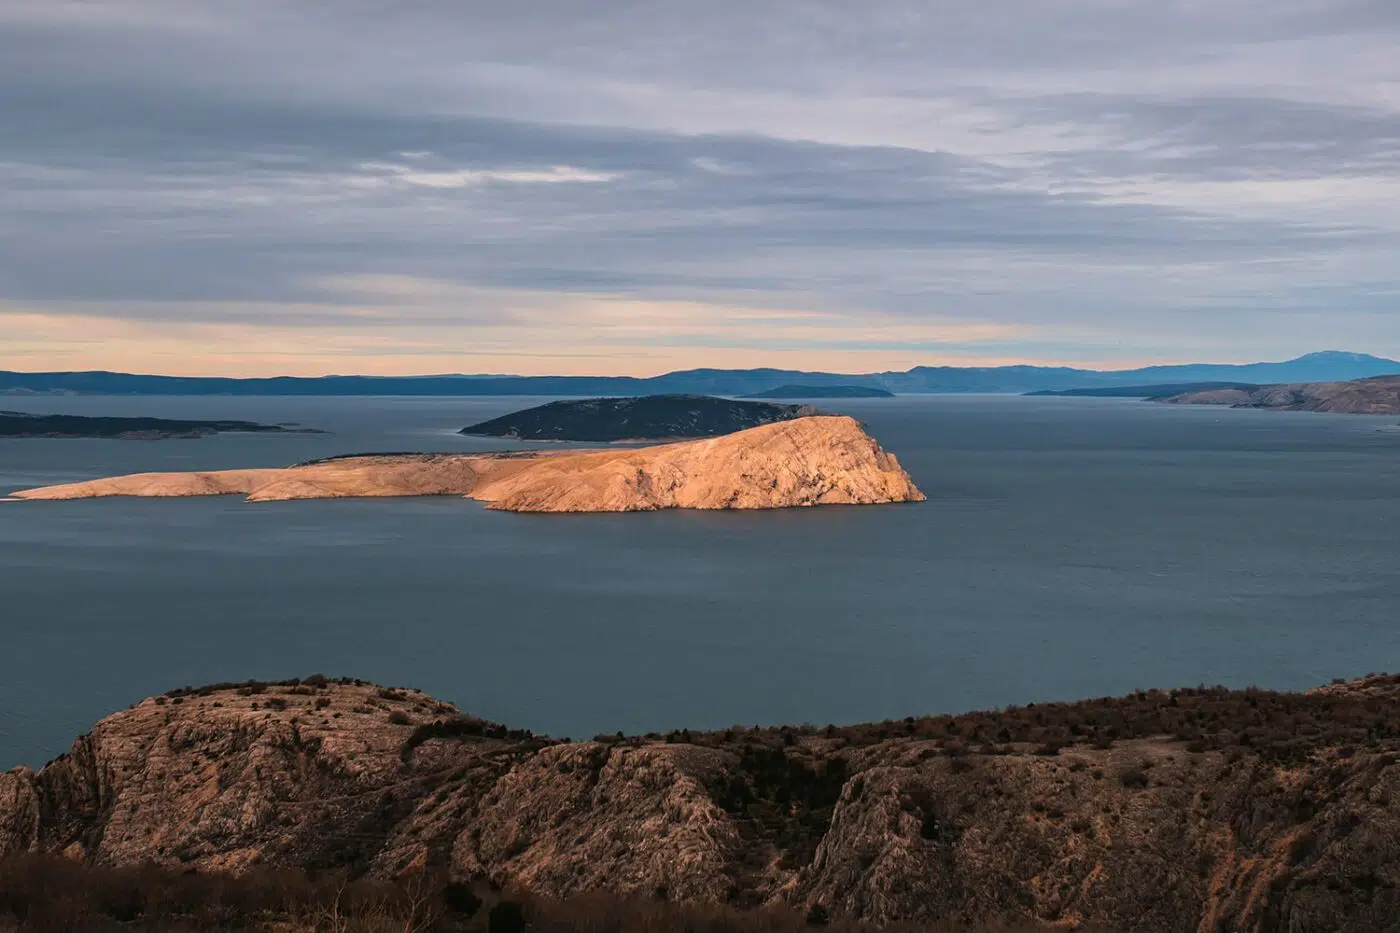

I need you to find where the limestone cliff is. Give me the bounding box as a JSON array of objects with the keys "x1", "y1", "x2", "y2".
[
  {"x1": 5, "y1": 677, "x2": 1400, "y2": 932},
  {"x1": 1157, "y1": 374, "x2": 1400, "y2": 414},
  {"x1": 10, "y1": 416, "x2": 924, "y2": 512}
]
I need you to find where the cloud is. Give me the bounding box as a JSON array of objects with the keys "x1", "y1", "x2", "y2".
[{"x1": 1, "y1": 0, "x2": 1398, "y2": 373}]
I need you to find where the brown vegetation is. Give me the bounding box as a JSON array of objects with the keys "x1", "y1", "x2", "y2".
[
  {"x1": 0, "y1": 855, "x2": 1088, "y2": 933},
  {"x1": 681, "y1": 675, "x2": 1400, "y2": 764}
]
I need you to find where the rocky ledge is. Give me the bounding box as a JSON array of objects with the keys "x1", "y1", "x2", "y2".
[
  {"x1": 9, "y1": 415, "x2": 924, "y2": 512},
  {"x1": 4, "y1": 675, "x2": 1400, "y2": 932}
]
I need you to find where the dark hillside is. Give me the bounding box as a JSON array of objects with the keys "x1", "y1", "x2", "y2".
[{"x1": 459, "y1": 395, "x2": 812, "y2": 441}]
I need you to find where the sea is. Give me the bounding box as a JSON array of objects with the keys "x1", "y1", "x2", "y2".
[{"x1": 2, "y1": 394, "x2": 1398, "y2": 769}]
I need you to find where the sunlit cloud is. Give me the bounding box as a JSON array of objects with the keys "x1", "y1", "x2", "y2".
[{"x1": 354, "y1": 162, "x2": 621, "y2": 190}]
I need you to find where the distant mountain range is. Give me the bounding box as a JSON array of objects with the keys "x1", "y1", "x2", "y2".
[{"x1": 2, "y1": 351, "x2": 1397, "y2": 397}]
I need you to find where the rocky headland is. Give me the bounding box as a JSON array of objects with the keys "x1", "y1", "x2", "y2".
[
  {"x1": 4, "y1": 675, "x2": 1400, "y2": 932},
  {"x1": 9, "y1": 416, "x2": 924, "y2": 512},
  {"x1": 1155, "y1": 374, "x2": 1400, "y2": 414},
  {"x1": 0, "y1": 412, "x2": 319, "y2": 440},
  {"x1": 459, "y1": 395, "x2": 812, "y2": 442}
]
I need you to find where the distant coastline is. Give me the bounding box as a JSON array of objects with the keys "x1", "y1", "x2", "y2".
[
  {"x1": 0, "y1": 411, "x2": 323, "y2": 440},
  {"x1": 1155, "y1": 374, "x2": 1400, "y2": 415},
  {"x1": 3, "y1": 351, "x2": 1397, "y2": 397}
]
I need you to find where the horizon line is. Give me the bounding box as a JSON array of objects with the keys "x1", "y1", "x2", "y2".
[{"x1": 0, "y1": 350, "x2": 1388, "y2": 382}]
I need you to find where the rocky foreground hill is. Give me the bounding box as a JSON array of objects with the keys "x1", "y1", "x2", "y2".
[
  {"x1": 1156, "y1": 374, "x2": 1400, "y2": 414},
  {"x1": 4, "y1": 676, "x2": 1399, "y2": 932},
  {"x1": 11, "y1": 416, "x2": 923, "y2": 512}
]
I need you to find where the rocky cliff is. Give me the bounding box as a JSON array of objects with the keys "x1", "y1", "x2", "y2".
[
  {"x1": 5, "y1": 676, "x2": 1400, "y2": 932},
  {"x1": 1157, "y1": 374, "x2": 1400, "y2": 414},
  {"x1": 10, "y1": 416, "x2": 923, "y2": 512}
]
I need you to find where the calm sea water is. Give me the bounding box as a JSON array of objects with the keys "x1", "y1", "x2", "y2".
[{"x1": 2, "y1": 395, "x2": 1398, "y2": 768}]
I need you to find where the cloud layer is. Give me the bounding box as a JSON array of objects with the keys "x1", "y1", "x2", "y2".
[{"x1": 2, "y1": 0, "x2": 1398, "y2": 374}]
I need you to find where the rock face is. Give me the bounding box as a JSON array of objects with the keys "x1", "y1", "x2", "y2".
[
  {"x1": 5, "y1": 676, "x2": 1400, "y2": 932},
  {"x1": 1157, "y1": 374, "x2": 1400, "y2": 414},
  {"x1": 460, "y1": 394, "x2": 812, "y2": 441},
  {"x1": 10, "y1": 415, "x2": 925, "y2": 512}
]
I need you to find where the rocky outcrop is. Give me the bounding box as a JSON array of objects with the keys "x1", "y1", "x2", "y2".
[
  {"x1": 5, "y1": 677, "x2": 1400, "y2": 932},
  {"x1": 10, "y1": 415, "x2": 925, "y2": 512},
  {"x1": 1158, "y1": 374, "x2": 1400, "y2": 414},
  {"x1": 452, "y1": 742, "x2": 743, "y2": 903}
]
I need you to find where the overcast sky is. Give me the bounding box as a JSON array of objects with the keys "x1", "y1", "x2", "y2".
[{"x1": 2, "y1": 0, "x2": 1398, "y2": 375}]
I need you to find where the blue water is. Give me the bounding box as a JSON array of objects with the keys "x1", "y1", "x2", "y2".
[{"x1": 2, "y1": 395, "x2": 1398, "y2": 768}]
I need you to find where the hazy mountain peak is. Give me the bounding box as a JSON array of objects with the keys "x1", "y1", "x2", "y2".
[{"x1": 1290, "y1": 350, "x2": 1390, "y2": 363}]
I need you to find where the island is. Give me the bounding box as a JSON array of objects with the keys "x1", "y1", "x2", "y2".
[
  {"x1": 10, "y1": 415, "x2": 925, "y2": 512},
  {"x1": 1025, "y1": 382, "x2": 1256, "y2": 399},
  {"x1": 459, "y1": 394, "x2": 814, "y2": 442},
  {"x1": 1154, "y1": 374, "x2": 1400, "y2": 414},
  {"x1": 743, "y1": 384, "x2": 894, "y2": 399},
  {"x1": 4, "y1": 672, "x2": 1400, "y2": 933},
  {"x1": 0, "y1": 411, "x2": 320, "y2": 439}
]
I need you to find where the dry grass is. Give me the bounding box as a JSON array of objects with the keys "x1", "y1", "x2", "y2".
[{"x1": 682, "y1": 676, "x2": 1400, "y2": 763}]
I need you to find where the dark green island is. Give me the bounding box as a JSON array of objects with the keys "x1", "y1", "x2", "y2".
[
  {"x1": 0, "y1": 411, "x2": 321, "y2": 439},
  {"x1": 459, "y1": 394, "x2": 814, "y2": 441},
  {"x1": 744, "y1": 384, "x2": 894, "y2": 399}
]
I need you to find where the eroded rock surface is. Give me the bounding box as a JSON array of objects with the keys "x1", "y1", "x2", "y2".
[
  {"x1": 11, "y1": 416, "x2": 924, "y2": 512},
  {"x1": 5, "y1": 677, "x2": 1400, "y2": 933}
]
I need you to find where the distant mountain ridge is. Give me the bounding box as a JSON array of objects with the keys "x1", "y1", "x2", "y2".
[
  {"x1": 744, "y1": 384, "x2": 895, "y2": 399},
  {"x1": 2, "y1": 351, "x2": 1396, "y2": 396}
]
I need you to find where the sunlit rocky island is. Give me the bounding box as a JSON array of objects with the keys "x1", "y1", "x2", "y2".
[{"x1": 11, "y1": 415, "x2": 924, "y2": 513}]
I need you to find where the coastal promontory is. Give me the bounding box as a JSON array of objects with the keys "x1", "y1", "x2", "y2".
[
  {"x1": 10, "y1": 415, "x2": 924, "y2": 512},
  {"x1": 458, "y1": 394, "x2": 811, "y2": 441},
  {"x1": 1155, "y1": 374, "x2": 1400, "y2": 414}
]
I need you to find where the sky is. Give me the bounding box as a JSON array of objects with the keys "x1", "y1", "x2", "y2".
[{"x1": 2, "y1": 0, "x2": 1398, "y2": 376}]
